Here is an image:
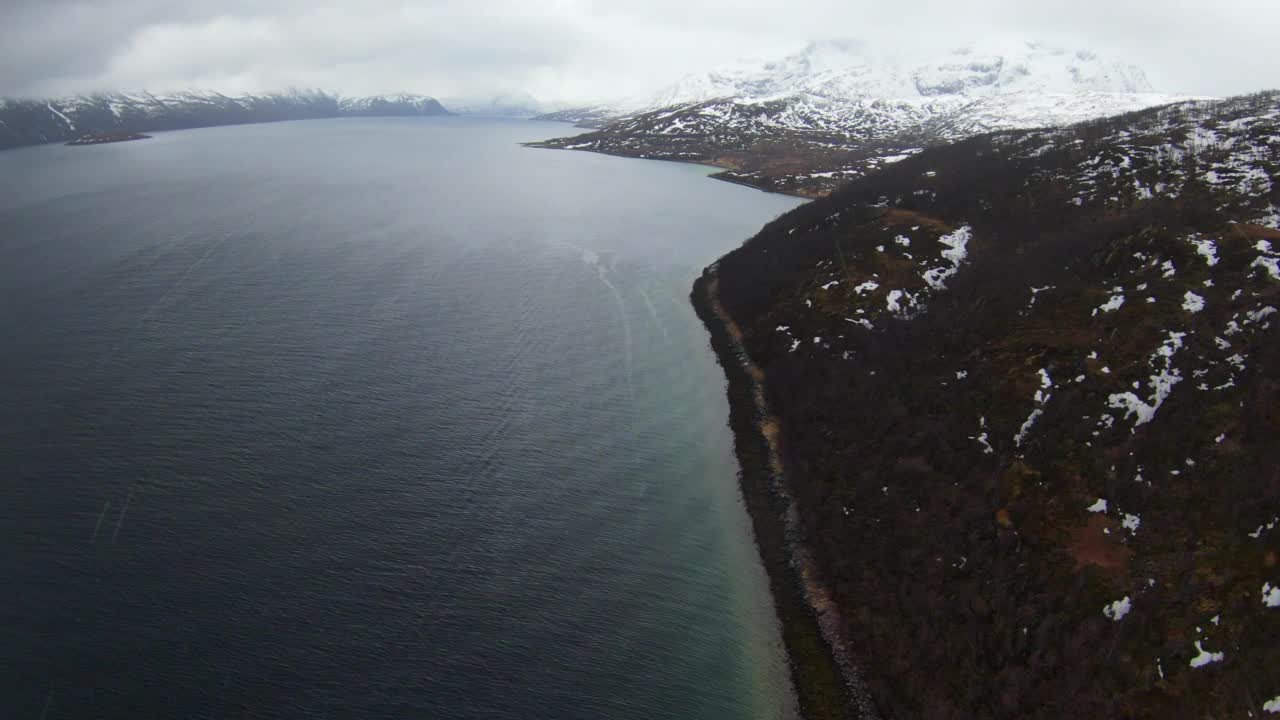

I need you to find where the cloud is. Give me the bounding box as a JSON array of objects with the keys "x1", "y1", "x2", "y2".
[
  {"x1": 1, "y1": 0, "x2": 1275, "y2": 103},
  {"x1": 93, "y1": 3, "x2": 584, "y2": 95}
]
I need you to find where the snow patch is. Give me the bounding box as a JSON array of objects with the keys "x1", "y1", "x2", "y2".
[
  {"x1": 1109, "y1": 370, "x2": 1181, "y2": 427},
  {"x1": 1014, "y1": 367, "x2": 1054, "y2": 448},
  {"x1": 1094, "y1": 293, "x2": 1125, "y2": 316},
  {"x1": 1182, "y1": 291, "x2": 1205, "y2": 313},
  {"x1": 1254, "y1": 256, "x2": 1280, "y2": 280},
  {"x1": 1188, "y1": 237, "x2": 1219, "y2": 266},
  {"x1": 46, "y1": 103, "x2": 76, "y2": 131},
  {"x1": 886, "y1": 289, "x2": 919, "y2": 317},
  {"x1": 1122, "y1": 513, "x2": 1141, "y2": 534},
  {"x1": 1103, "y1": 596, "x2": 1131, "y2": 621},
  {"x1": 1264, "y1": 582, "x2": 1280, "y2": 609},
  {"x1": 1107, "y1": 331, "x2": 1185, "y2": 429},
  {"x1": 1013, "y1": 409, "x2": 1043, "y2": 448},
  {"x1": 1188, "y1": 640, "x2": 1224, "y2": 668},
  {"x1": 922, "y1": 226, "x2": 973, "y2": 290}
]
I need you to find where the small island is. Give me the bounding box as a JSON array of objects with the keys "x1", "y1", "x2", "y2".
[{"x1": 66, "y1": 132, "x2": 152, "y2": 146}]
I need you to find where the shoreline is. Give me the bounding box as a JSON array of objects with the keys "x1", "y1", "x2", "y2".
[
  {"x1": 66, "y1": 132, "x2": 151, "y2": 146},
  {"x1": 690, "y1": 268, "x2": 878, "y2": 720},
  {"x1": 521, "y1": 142, "x2": 815, "y2": 199}
]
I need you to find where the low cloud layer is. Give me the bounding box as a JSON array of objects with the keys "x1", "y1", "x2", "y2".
[{"x1": 3, "y1": 0, "x2": 1276, "y2": 103}]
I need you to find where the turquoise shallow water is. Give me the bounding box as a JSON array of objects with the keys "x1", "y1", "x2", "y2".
[{"x1": 0, "y1": 117, "x2": 803, "y2": 719}]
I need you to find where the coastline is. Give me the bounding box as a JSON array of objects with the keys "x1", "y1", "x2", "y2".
[
  {"x1": 522, "y1": 142, "x2": 815, "y2": 199},
  {"x1": 690, "y1": 268, "x2": 878, "y2": 720},
  {"x1": 66, "y1": 132, "x2": 151, "y2": 146}
]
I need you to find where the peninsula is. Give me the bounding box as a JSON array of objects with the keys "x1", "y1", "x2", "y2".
[{"x1": 66, "y1": 132, "x2": 151, "y2": 146}]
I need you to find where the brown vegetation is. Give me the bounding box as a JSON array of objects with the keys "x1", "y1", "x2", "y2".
[{"x1": 701, "y1": 92, "x2": 1280, "y2": 719}]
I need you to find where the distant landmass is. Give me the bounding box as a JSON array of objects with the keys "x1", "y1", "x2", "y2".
[
  {"x1": 0, "y1": 90, "x2": 449, "y2": 151},
  {"x1": 66, "y1": 131, "x2": 151, "y2": 146},
  {"x1": 532, "y1": 40, "x2": 1198, "y2": 197}
]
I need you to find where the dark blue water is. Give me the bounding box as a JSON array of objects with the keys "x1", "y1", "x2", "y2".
[{"x1": 0, "y1": 118, "x2": 802, "y2": 719}]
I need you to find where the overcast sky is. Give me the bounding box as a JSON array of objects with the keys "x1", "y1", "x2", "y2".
[{"x1": 3, "y1": 0, "x2": 1276, "y2": 104}]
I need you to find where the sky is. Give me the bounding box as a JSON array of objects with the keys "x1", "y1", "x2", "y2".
[{"x1": 2, "y1": 0, "x2": 1276, "y2": 105}]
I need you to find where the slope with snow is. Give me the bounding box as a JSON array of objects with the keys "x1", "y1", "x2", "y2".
[
  {"x1": 534, "y1": 39, "x2": 1197, "y2": 196},
  {"x1": 642, "y1": 39, "x2": 1155, "y2": 108},
  {"x1": 700, "y1": 89, "x2": 1280, "y2": 719}
]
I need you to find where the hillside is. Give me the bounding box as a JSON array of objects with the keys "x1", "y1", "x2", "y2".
[
  {"x1": 0, "y1": 91, "x2": 448, "y2": 151},
  {"x1": 531, "y1": 41, "x2": 1189, "y2": 197},
  {"x1": 696, "y1": 91, "x2": 1280, "y2": 719},
  {"x1": 648, "y1": 39, "x2": 1153, "y2": 106}
]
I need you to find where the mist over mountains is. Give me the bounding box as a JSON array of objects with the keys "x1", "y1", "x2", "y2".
[
  {"x1": 632, "y1": 39, "x2": 1157, "y2": 110},
  {"x1": 0, "y1": 38, "x2": 1217, "y2": 156},
  {"x1": 546, "y1": 38, "x2": 1182, "y2": 133}
]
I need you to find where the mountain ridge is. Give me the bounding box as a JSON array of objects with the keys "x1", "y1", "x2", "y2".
[
  {"x1": 531, "y1": 40, "x2": 1197, "y2": 197},
  {"x1": 0, "y1": 90, "x2": 449, "y2": 151},
  {"x1": 647, "y1": 40, "x2": 1155, "y2": 107}
]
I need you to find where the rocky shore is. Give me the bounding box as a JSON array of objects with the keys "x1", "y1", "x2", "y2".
[
  {"x1": 66, "y1": 132, "x2": 151, "y2": 146},
  {"x1": 691, "y1": 269, "x2": 879, "y2": 720}
]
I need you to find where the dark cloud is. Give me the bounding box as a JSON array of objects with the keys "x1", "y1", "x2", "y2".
[{"x1": 1, "y1": 0, "x2": 1274, "y2": 102}]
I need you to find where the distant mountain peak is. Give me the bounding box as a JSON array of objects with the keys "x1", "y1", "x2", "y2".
[
  {"x1": 640, "y1": 38, "x2": 1156, "y2": 111},
  {"x1": 0, "y1": 89, "x2": 449, "y2": 151},
  {"x1": 535, "y1": 38, "x2": 1196, "y2": 198}
]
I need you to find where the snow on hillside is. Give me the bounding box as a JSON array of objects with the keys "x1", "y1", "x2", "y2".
[
  {"x1": 532, "y1": 38, "x2": 1203, "y2": 198},
  {"x1": 711, "y1": 91, "x2": 1280, "y2": 719},
  {"x1": 770, "y1": 91, "x2": 1280, "y2": 346},
  {"x1": 642, "y1": 39, "x2": 1157, "y2": 110},
  {"x1": 923, "y1": 91, "x2": 1189, "y2": 138},
  {"x1": 338, "y1": 93, "x2": 444, "y2": 113},
  {"x1": 585, "y1": 39, "x2": 1188, "y2": 146}
]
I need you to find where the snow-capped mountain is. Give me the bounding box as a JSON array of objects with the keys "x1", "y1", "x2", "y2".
[
  {"x1": 533, "y1": 39, "x2": 1197, "y2": 196},
  {"x1": 0, "y1": 90, "x2": 448, "y2": 150},
  {"x1": 337, "y1": 93, "x2": 449, "y2": 116},
  {"x1": 642, "y1": 39, "x2": 1155, "y2": 109},
  {"x1": 626, "y1": 39, "x2": 1176, "y2": 138}
]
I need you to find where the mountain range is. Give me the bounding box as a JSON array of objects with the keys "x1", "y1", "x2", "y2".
[
  {"x1": 532, "y1": 40, "x2": 1197, "y2": 196},
  {"x1": 0, "y1": 90, "x2": 448, "y2": 151},
  {"x1": 0, "y1": 39, "x2": 1193, "y2": 171},
  {"x1": 643, "y1": 39, "x2": 1154, "y2": 105}
]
